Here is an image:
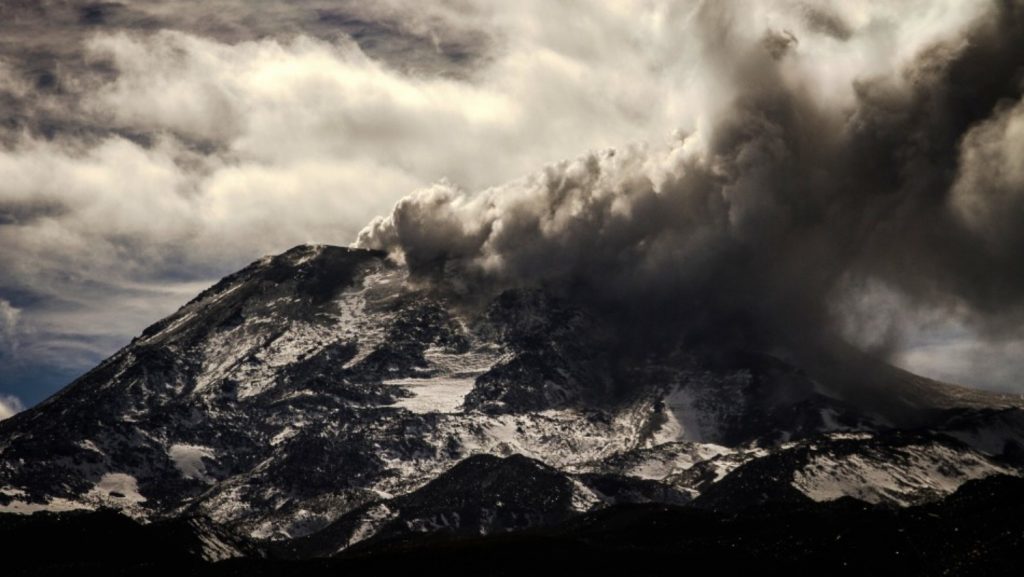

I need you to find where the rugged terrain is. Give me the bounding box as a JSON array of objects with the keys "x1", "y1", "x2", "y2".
[{"x1": 2, "y1": 244, "x2": 1023, "y2": 569}]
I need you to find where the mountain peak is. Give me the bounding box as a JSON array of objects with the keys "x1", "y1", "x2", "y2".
[{"x1": 1, "y1": 244, "x2": 1022, "y2": 559}]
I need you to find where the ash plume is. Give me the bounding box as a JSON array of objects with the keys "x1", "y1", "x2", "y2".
[{"x1": 358, "y1": 1, "x2": 1024, "y2": 366}]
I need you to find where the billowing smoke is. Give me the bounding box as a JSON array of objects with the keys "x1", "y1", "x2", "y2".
[{"x1": 358, "y1": 1, "x2": 1024, "y2": 365}]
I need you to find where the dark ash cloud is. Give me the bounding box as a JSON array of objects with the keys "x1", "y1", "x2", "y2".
[{"x1": 359, "y1": 1, "x2": 1024, "y2": 387}]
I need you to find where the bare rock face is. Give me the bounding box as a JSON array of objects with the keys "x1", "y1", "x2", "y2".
[{"x1": 1, "y1": 244, "x2": 1022, "y2": 559}]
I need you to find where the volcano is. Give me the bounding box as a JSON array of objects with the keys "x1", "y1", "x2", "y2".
[{"x1": 3, "y1": 245, "x2": 1024, "y2": 574}]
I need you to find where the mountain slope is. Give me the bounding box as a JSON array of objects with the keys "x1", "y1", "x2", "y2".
[{"x1": 1, "y1": 244, "x2": 1022, "y2": 557}]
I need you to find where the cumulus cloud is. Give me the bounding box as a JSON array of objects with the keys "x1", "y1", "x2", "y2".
[{"x1": 0, "y1": 3, "x2": 505, "y2": 399}]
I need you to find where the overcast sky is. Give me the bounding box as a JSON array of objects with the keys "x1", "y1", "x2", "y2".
[{"x1": 1, "y1": 0, "x2": 1023, "y2": 415}]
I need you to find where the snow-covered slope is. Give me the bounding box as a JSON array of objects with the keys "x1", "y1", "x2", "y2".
[{"x1": 0, "y1": 244, "x2": 1021, "y2": 556}]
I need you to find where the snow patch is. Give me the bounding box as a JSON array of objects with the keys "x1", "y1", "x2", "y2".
[
  {"x1": 384, "y1": 376, "x2": 477, "y2": 414},
  {"x1": 591, "y1": 442, "x2": 733, "y2": 482},
  {"x1": 382, "y1": 346, "x2": 501, "y2": 414},
  {"x1": 0, "y1": 496, "x2": 93, "y2": 515},
  {"x1": 78, "y1": 439, "x2": 103, "y2": 454},
  {"x1": 570, "y1": 478, "x2": 602, "y2": 512},
  {"x1": 169, "y1": 444, "x2": 216, "y2": 483},
  {"x1": 271, "y1": 426, "x2": 299, "y2": 446},
  {"x1": 87, "y1": 473, "x2": 146, "y2": 505},
  {"x1": 792, "y1": 442, "x2": 1016, "y2": 506}
]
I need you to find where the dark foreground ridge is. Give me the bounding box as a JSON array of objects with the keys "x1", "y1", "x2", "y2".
[{"x1": 5, "y1": 474, "x2": 1023, "y2": 576}]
